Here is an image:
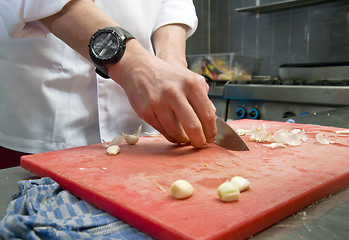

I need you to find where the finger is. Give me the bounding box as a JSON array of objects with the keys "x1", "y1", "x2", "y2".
[
  {"x1": 141, "y1": 110, "x2": 179, "y2": 144},
  {"x1": 154, "y1": 107, "x2": 190, "y2": 144},
  {"x1": 186, "y1": 76, "x2": 217, "y2": 143},
  {"x1": 170, "y1": 97, "x2": 207, "y2": 148}
]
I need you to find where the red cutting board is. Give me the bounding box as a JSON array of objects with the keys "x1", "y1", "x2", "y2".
[{"x1": 21, "y1": 120, "x2": 349, "y2": 240}]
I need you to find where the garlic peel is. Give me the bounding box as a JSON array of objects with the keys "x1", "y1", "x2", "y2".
[
  {"x1": 102, "y1": 135, "x2": 123, "y2": 148},
  {"x1": 316, "y1": 133, "x2": 334, "y2": 144},
  {"x1": 249, "y1": 124, "x2": 272, "y2": 142},
  {"x1": 271, "y1": 129, "x2": 302, "y2": 146},
  {"x1": 171, "y1": 180, "x2": 194, "y2": 199},
  {"x1": 123, "y1": 125, "x2": 142, "y2": 145}
]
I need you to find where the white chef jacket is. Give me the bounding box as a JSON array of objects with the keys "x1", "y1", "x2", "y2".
[{"x1": 0, "y1": 0, "x2": 198, "y2": 153}]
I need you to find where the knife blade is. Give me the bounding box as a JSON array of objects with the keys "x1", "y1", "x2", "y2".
[{"x1": 214, "y1": 116, "x2": 250, "y2": 151}]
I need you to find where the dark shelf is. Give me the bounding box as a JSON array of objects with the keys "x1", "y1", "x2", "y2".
[{"x1": 235, "y1": 0, "x2": 331, "y2": 13}]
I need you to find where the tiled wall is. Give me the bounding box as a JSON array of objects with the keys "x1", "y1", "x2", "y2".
[{"x1": 187, "y1": 0, "x2": 349, "y2": 76}]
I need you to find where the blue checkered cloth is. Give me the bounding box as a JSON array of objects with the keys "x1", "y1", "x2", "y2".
[{"x1": 0, "y1": 177, "x2": 152, "y2": 240}]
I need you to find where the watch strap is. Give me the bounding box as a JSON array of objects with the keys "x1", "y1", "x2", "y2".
[{"x1": 107, "y1": 27, "x2": 135, "y2": 41}]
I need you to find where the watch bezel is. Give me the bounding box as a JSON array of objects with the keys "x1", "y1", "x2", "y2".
[{"x1": 88, "y1": 27, "x2": 132, "y2": 78}]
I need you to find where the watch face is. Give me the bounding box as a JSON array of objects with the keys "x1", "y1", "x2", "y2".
[{"x1": 92, "y1": 32, "x2": 120, "y2": 61}]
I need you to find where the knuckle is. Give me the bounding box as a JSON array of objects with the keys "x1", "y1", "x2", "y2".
[
  {"x1": 185, "y1": 121, "x2": 202, "y2": 136},
  {"x1": 162, "y1": 86, "x2": 179, "y2": 99}
]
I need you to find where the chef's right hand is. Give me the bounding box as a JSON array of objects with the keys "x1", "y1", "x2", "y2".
[{"x1": 108, "y1": 39, "x2": 217, "y2": 148}]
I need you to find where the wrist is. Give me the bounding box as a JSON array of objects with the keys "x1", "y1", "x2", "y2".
[
  {"x1": 106, "y1": 39, "x2": 143, "y2": 85},
  {"x1": 156, "y1": 51, "x2": 188, "y2": 68}
]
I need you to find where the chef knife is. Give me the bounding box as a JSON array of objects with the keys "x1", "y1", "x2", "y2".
[{"x1": 214, "y1": 116, "x2": 250, "y2": 151}]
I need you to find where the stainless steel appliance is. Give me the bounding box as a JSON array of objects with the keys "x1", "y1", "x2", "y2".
[{"x1": 208, "y1": 63, "x2": 349, "y2": 121}]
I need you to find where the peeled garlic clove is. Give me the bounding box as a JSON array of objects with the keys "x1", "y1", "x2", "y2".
[
  {"x1": 123, "y1": 125, "x2": 142, "y2": 145},
  {"x1": 107, "y1": 145, "x2": 120, "y2": 155},
  {"x1": 230, "y1": 176, "x2": 250, "y2": 192},
  {"x1": 171, "y1": 180, "x2": 194, "y2": 199},
  {"x1": 217, "y1": 181, "x2": 240, "y2": 202}
]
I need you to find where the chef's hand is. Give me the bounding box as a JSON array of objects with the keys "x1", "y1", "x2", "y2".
[{"x1": 108, "y1": 39, "x2": 217, "y2": 148}]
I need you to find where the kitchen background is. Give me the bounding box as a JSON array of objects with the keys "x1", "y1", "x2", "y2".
[
  {"x1": 187, "y1": 0, "x2": 349, "y2": 76},
  {"x1": 185, "y1": 0, "x2": 349, "y2": 122}
]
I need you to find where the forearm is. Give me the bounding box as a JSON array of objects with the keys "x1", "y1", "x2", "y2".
[
  {"x1": 39, "y1": 0, "x2": 119, "y2": 60},
  {"x1": 152, "y1": 24, "x2": 188, "y2": 68}
]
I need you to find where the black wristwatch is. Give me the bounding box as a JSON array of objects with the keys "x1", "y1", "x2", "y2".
[{"x1": 88, "y1": 27, "x2": 135, "y2": 79}]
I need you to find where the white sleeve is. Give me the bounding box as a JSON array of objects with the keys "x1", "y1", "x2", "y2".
[
  {"x1": 0, "y1": 0, "x2": 71, "y2": 38},
  {"x1": 153, "y1": 0, "x2": 198, "y2": 38}
]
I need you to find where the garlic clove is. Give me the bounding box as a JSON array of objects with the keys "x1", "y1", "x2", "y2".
[
  {"x1": 217, "y1": 181, "x2": 240, "y2": 202},
  {"x1": 230, "y1": 176, "x2": 250, "y2": 192},
  {"x1": 123, "y1": 125, "x2": 142, "y2": 145},
  {"x1": 171, "y1": 180, "x2": 194, "y2": 199},
  {"x1": 107, "y1": 145, "x2": 120, "y2": 155}
]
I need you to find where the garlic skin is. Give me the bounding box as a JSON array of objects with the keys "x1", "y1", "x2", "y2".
[
  {"x1": 107, "y1": 145, "x2": 120, "y2": 155},
  {"x1": 217, "y1": 181, "x2": 240, "y2": 202},
  {"x1": 102, "y1": 135, "x2": 123, "y2": 148},
  {"x1": 171, "y1": 180, "x2": 194, "y2": 199},
  {"x1": 316, "y1": 133, "x2": 334, "y2": 144},
  {"x1": 230, "y1": 176, "x2": 250, "y2": 192},
  {"x1": 122, "y1": 125, "x2": 142, "y2": 145}
]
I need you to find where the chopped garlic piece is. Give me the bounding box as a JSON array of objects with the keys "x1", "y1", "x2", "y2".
[
  {"x1": 316, "y1": 133, "x2": 334, "y2": 144},
  {"x1": 335, "y1": 130, "x2": 349, "y2": 134},
  {"x1": 236, "y1": 128, "x2": 250, "y2": 136},
  {"x1": 107, "y1": 145, "x2": 120, "y2": 155},
  {"x1": 230, "y1": 176, "x2": 250, "y2": 192},
  {"x1": 217, "y1": 181, "x2": 240, "y2": 202},
  {"x1": 171, "y1": 180, "x2": 194, "y2": 199},
  {"x1": 122, "y1": 125, "x2": 142, "y2": 145},
  {"x1": 264, "y1": 142, "x2": 287, "y2": 149}
]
